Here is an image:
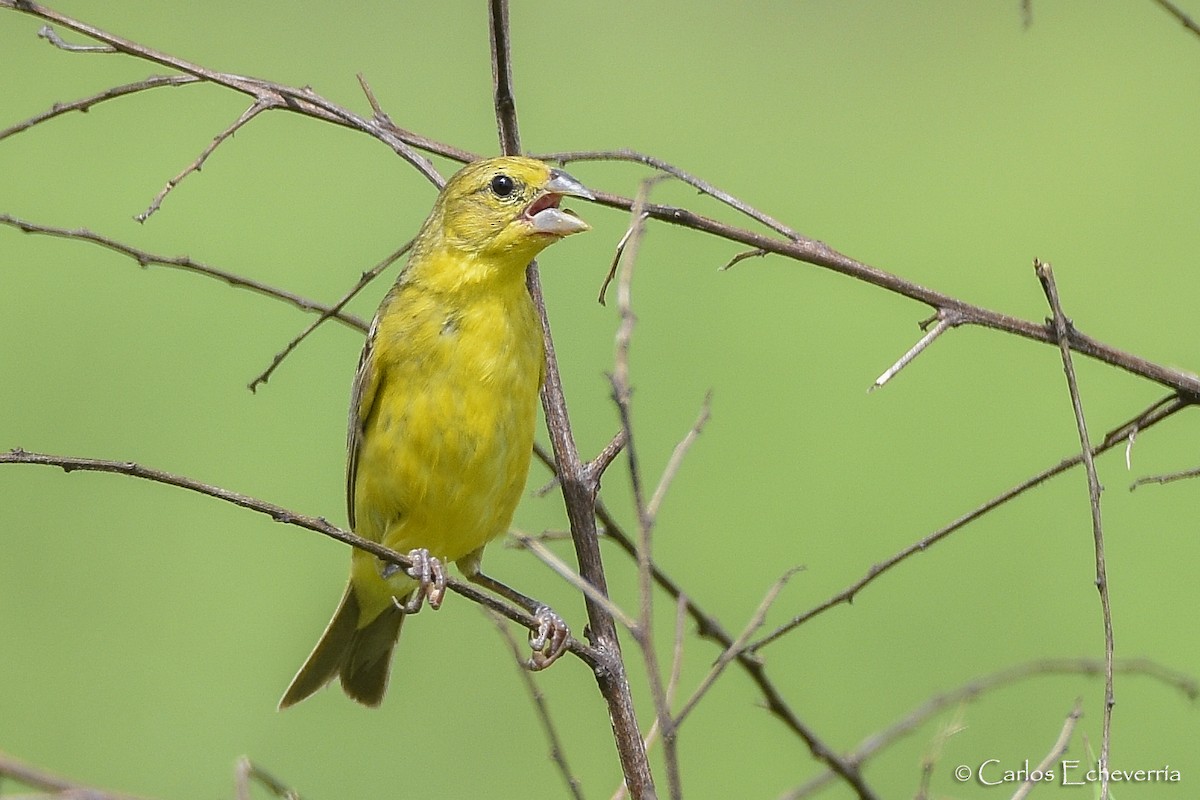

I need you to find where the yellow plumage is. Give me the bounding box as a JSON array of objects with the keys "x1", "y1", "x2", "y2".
[{"x1": 280, "y1": 156, "x2": 591, "y2": 708}]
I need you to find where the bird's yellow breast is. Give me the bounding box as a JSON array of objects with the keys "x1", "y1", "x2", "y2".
[{"x1": 349, "y1": 267, "x2": 543, "y2": 620}]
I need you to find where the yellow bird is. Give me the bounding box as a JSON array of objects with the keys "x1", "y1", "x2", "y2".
[{"x1": 280, "y1": 156, "x2": 592, "y2": 708}]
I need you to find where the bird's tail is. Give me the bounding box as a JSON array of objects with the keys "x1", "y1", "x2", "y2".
[{"x1": 278, "y1": 584, "x2": 405, "y2": 709}]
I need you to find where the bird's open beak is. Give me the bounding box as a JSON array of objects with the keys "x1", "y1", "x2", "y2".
[{"x1": 526, "y1": 169, "x2": 593, "y2": 236}]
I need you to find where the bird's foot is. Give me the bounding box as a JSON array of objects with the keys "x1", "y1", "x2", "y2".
[
  {"x1": 382, "y1": 548, "x2": 446, "y2": 612},
  {"x1": 527, "y1": 605, "x2": 570, "y2": 671}
]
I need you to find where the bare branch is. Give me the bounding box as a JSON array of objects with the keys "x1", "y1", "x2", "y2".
[
  {"x1": 0, "y1": 74, "x2": 200, "y2": 142},
  {"x1": 720, "y1": 247, "x2": 766, "y2": 270},
  {"x1": 136, "y1": 101, "x2": 271, "y2": 223},
  {"x1": 752, "y1": 393, "x2": 1189, "y2": 651},
  {"x1": 488, "y1": 612, "x2": 586, "y2": 800},
  {"x1": 509, "y1": 530, "x2": 638, "y2": 630},
  {"x1": 37, "y1": 23, "x2": 114, "y2": 52},
  {"x1": 580, "y1": 183, "x2": 1200, "y2": 400},
  {"x1": 5, "y1": 0, "x2": 444, "y2": 187},
  {"x1": 1035, "y1": 258, "x2": 1113, "y2": 800},
  {"x1": 488, "y1": 0, "x2": 521, "y2": 156},
  {"x1": 913, "y1": 710, "x2": 965, "y2": 800},
  {"x1": 0, "y1": 214, "x2": 367, "y2": 332},
  {"x1": 785, "y1": 657, "x2": 1196, "y2": 800},
  {"x1": 1151, "y1": 0, "x2": 1200, "y2": 39},
  {"x1": 646, "y1": 393, "x2": 711, "y2": 524},
  {"x1": 672, "y1": 567, "x2": 802, "y2": 730},
  {"x1": 608, "y1": 177, "x2": 681, "y2": 800},
  {"x1": 585, "y1": 428, "x2": 629, "y2": 486},
  {"x1": 598, "y1": 211, "x2": 649, "y2": 305},
  {"x1": 0, "y1": 448, "x2": 601, "y2": 668},
  {"x1": 0, "y1": 749, "x2": 148, "y2": 800},
  {"x1": 358, "y1": 71, "x2": 480, "y2": 164},
  {"x1": 1010, "y1": 701, "x2": 1082, "y2": 800},
  {"x1": 870, "y1": 314, "x2": 957, "y2": 391},
  {"x1": 248, "y1": 239, "x2": 413, "y2": 392},
  {"x1": 234, "y1": 758, "x2": 303, "y2": 800},
  {"x1": 1130, "y1": 464, "x2": 1200, "y2": 490},
  {"x1": 665, "y1": 593, "x2": 688, "y2": 717},
  {"x1": 535, "y1": 148, "x2": 803, "y2": 241}
]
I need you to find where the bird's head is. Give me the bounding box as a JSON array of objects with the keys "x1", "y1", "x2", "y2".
[{"x1": 423, "y1": 156, "x2": 593, "y2": 270}]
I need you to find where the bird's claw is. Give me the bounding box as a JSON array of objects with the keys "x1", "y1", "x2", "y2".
[
  {"x1": 527, "y1": 605, "x2": 570, "y2": 671},
  {"x1": 388, "y1": 548, "x2": 446, "y2": 613}
]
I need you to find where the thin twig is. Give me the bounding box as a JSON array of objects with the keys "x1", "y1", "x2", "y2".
[
  {"x1": 488, "y1": 612, "x2": 586, "y2": 800},
  {"x1": 598, "y1": 211, "x2": 649, "y2": 306},
  {"x1": 870, "y1": 314, "x2": 957, "y2": 391},
  {"x1": 247, "y1": 239, "x2": 413, "y2": 392},
  {"x1": 0, "y1": 214, "x2": 367, "y2": 332},
  {"x1": 535, "y1": 148, "x2": 802, "y2": 241},
  {"x1": 751, "y1": 393, "x2": 1189, "y2": 652},
  {"x1": 136, "y1": 101, "x2": 271, "y2": 223},
  {"x1": 783, "y1": 657, "x2": 1196, "y2": 800},
  {"x1": 0, "y1": 750, "x2": 147, "y2": 800},
  {"x1": 672, "y1": 567, "x2": 802, "y2": 730},
  {"x1": 234, "y1": 757, "x2": 303, "y2": 800},
  {"x1": 1130, "y1": 464, "x2": 1200, "y2": 490},
  {"x1": 913, "y1": 710, "x2": 965, "y2": 800},
  {"x1": 585, "y1": 429, "x2": 629, "y2": 486},
  {"x1": 1151, "y1": 0, "x2": 1200, "y2": 39},
  {"x1": 358, "y1": 71, "x2": 480, "y2": 164},
  {"x1": 665, "y1": 592, "x2": 688, "y2": 719},
  {"x1": 1010, "y1": 701, "x2": 1083, "y2": 800},
  {"x1": 612, "y1": 595, "x2": 692, "y2": 800},
  {"x1": 720, "y1": 247, "x2": 767, "y2": 270},
  {"x1": 0, "y1": 74, "x2": 200, "y2": 142},
  {"x1": 646, "y1": 394, "x2": 711, "y2": 524},
  {"x1": 37, "y1": 23, "x2": 114, "y2": 51},
  {"x1": 0, "y1": 448, "x2": 600, "y2": 668},
  {"x1": 1035, "y1": 259, "x2": 1113, "y2": 800},
  {"x1": 609, "y1": 178, "x2": 681, "y2": 800},
  {"x1": 509, "y1": 530, "x2": 638, "y2": 630},
  {"x1": 488, "y1": 0, "x2": 521, "y2": 156}
]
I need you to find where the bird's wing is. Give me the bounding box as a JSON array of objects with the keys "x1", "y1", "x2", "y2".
[{"x1": 346, "y1": 312, "x2": 382, "y2": 530}]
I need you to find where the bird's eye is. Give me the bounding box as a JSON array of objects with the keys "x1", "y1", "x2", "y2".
[{"x1": 490, "y1": 174, "x2": 516, "y2": 197}]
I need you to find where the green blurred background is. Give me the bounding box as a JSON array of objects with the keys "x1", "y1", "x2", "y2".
[{"x1": 2, "y1": 2, "x2": 1198, "y2": 798}]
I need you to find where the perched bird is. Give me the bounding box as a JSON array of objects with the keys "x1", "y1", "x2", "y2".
[{"x1": 280, "y1": 156, "x2": 592, "y2": 708}]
